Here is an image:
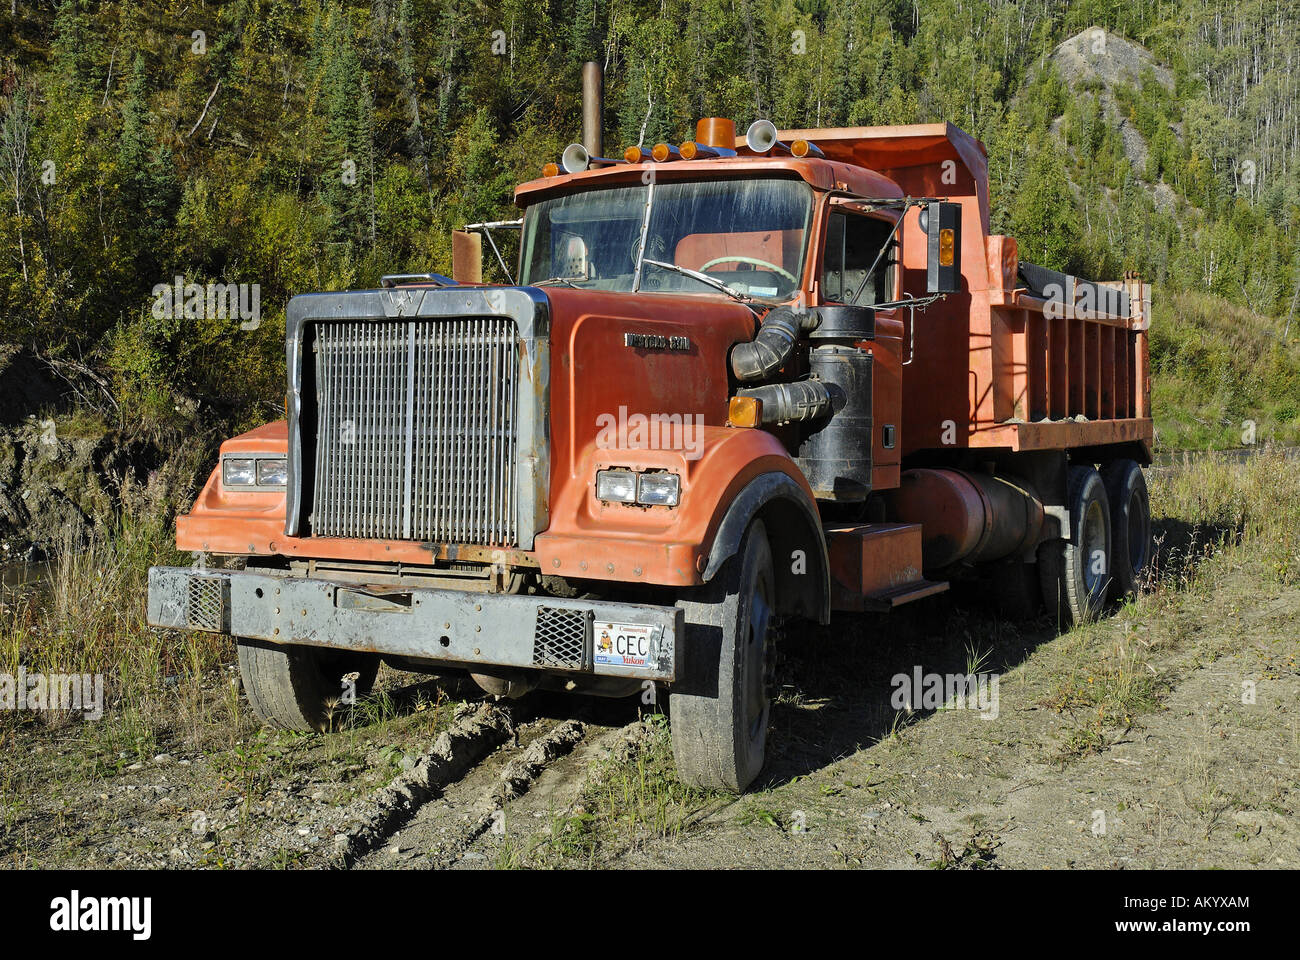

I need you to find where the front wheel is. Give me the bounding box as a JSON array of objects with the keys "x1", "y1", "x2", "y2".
[
  {"x1": 236, "y1": 638, "x2": 379, "y2": 732},
  {"x1": 670, "y1": 520, "x2": 775, "y2": 792}
]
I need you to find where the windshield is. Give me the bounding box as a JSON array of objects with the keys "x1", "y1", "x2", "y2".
[{"x1": 519, "y1": 177, "x2": 813, "y2": 300}]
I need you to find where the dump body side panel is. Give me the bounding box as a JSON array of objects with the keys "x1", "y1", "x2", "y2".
[{"x1": 778, "y1": 124, "x2": 1152, "y2": 461}]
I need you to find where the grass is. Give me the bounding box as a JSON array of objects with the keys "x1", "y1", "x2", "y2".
[
  {"x1": 493, "y1": 712, "x2": 719, "y2": 868},
  {"x1": 1150, "y1": 287, "x2": 1300, "y2": 450},
  {"x1": 1, "y1": 515, "x2": 233, "y2": 757},
  {"x1": 1036, "y1": 444, "x2": 1300, "y2": 763},
  {"x1": 581, "y1": 713, "x2": 716, "y2": 842}
]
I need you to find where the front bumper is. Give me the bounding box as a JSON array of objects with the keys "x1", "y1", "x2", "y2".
[{"x1": 147, "y1": 567, "x2": 680, "y2": 682}]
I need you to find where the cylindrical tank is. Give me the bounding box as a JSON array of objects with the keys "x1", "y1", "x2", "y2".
[
  {"x1": 886, "y1": 468, "x2": 1044, "y2": 569},
  {"x1": 796, "y1": 306, "x2": 875, "y2": 501}
]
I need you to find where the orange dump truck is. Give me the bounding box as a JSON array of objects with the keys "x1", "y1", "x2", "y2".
[{"x1": 149, "y1": 106, "x2": 1152, "y2": 791}]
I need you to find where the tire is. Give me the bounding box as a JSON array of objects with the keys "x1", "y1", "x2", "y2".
[
  {"x1": 1039, "y1": 465, "x2": 1112, "y2": 626},
  {"x1": 1101, "y1": 459, "x2": 1151, "y2": 601},
  {"x1": 236, "y1": 639, "x2": 379, "y2": 732},
  {"x1": 670, "y1": 520, "x2": 775, "y2": 792}
]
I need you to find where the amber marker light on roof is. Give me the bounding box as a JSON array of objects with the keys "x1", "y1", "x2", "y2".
[
  {"x1": 541, "y1": 161, "x2": 560, "y2": 177},
  {"x1": 790, "y1": 139, "x2": 824, "y2": 158}
]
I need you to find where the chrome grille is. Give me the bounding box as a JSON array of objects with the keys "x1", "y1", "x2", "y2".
[{"x1": 311, "y1": 318, "x2": 519, "y2": 545}]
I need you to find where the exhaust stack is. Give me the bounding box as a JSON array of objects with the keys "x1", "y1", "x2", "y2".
[{"x1": 582, "y1": 61, "x2": 603, "y2": 158}]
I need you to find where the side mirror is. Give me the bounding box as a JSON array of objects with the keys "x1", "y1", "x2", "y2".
[
  {"x1": 452, "y1": 230, "x2": 482, "y2": 284},
  {"x1": 921, "y1": 201, "x2": 962, "y2": 295}
]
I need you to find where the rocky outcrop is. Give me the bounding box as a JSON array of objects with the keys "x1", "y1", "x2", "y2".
[
  {"x1": 0, "y1": 346, "x2": 210, "y2": 560},
  {"x1": 1048, "y1": 27, "x2": 1182, "y2": 210}
]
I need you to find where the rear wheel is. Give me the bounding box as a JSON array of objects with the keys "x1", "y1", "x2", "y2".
[
  {"x1": 1102, "y1": 459, "x2": 1151, "y2": 601},
  {"x1": 670, "y1": 520, "x2": 775, "y2": 792},
  {"x1": 1039, "y1": 465, "x2": 1112, "y2": 626},
  {"x1": 236, "y1": 638, "x2": 379, "y2": 732}
]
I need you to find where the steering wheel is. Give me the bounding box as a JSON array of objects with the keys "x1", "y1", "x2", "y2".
[{"x1": 698, "y1": 255, "x2": 798, "y2": 285}]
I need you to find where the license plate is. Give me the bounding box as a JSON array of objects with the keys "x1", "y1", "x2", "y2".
[{"x1": 594, "y1": 621, "x2": 655, "y2": 671}]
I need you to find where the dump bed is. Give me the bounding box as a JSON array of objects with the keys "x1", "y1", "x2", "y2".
[{"x1": 776, "y1": 123, "x2": 1153, "y2": 461}]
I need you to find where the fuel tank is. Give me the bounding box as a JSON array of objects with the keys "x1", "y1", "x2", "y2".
[{"x1": 885, "y1": 468, "x2": 1044, "y2": 569}]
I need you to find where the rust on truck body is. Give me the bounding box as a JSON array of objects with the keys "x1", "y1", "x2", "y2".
[
  {"x1": 152, "y1": 106, "x2": 1158, "y2": 792},
  {"x1": 166, "y1": 117, "x2": 1150, "y2": 623}
]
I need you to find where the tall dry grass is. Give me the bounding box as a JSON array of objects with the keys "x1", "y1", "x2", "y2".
[
  {"x1": 1147, "y1": 444, "x2": 1300, "y2": 589},
  {"x1": 1, "y1": 516, "x2": 233, "y2": 753}
]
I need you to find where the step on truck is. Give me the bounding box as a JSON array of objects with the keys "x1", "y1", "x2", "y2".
[{"x1": 149, "y1": 71, "x2": 1153, "y2": 792}]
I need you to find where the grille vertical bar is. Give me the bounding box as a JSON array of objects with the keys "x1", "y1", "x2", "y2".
[{"x1": 311, "y1": 318, "x2": 519, "y2": 546}]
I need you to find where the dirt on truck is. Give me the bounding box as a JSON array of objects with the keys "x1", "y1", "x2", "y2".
[{"x1": 148, "y1": 80, "x2": 1155, "y2": 794}]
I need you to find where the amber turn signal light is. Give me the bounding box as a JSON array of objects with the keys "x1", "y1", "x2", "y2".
[
  {"x1": 938, "y1": 227, "x2": 955, "y2": 267},
  {"x1": 728, "y1": 395, "x2": 762, "y2": 428}
]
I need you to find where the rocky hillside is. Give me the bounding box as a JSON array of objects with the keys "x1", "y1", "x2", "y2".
[
  {"x1": 1049, "y1": 27, "x2": 1180, "y2": 210},
  {"x1": 0, "y1": 347, "x2": 209, "y2": 559}
]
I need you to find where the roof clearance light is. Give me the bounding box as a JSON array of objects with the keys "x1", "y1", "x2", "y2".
[
  {"x1": 651, "y1": 142, "x2": 681, "y2": 162},
  {"x1": 541, "y1": 161, "x2": 560, "y2": 178},
  {"x1": 624, "y1": 145, "x2": 649, "y2": 163},
  {"x1": 790, "y1": 139, "x2": 825, "y2": 159},
  {"x1": 678, "y1": 141, "x2": 736, "y2": 160}
]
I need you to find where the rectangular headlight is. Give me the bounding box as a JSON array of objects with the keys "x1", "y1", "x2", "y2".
[
  {"x1": 595, "y1": 469, "x2": 637, "y2": 503},
  {"x1": 223, "y1": 458, "x2": 256, "y2": 486},
  {"x1": 256, "y1": 458, "x2": 288, "y2": 486},
  {"x1": 636, "y1": 471, "x2": 680, "y2": 506}
]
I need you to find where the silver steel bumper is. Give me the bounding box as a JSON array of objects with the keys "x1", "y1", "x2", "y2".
[{"x1": 147, "y1": 566, "x2": 680, "y2": 681}]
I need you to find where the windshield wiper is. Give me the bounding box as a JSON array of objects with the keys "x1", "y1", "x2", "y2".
[
  {"x1": 642, "y1": 259, "x2": 754, "y2": 303},
  {"x1": 533, "y1": 276, "x2": 586, "y2": 288}
]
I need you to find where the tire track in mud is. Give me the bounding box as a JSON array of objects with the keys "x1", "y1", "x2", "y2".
[
  {"x1": 328, "y1": 700, "x2": 530, "y2": 868},
  {"x1": 354, "y1": 700, "x2": 648, "y2": 869}
]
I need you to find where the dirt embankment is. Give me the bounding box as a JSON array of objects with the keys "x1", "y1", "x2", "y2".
[{"x1": 0, "y1": 345, "x2": 208, "y2": 560}]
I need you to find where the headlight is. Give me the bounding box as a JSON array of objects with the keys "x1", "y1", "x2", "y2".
[
  {"x1": 256, "y1": 458, "x2": 288, "y2": 486},
  {"x1": 223, "y1": 458, "x2": 256, "y2": 486},
  {"x1": 596, "y1": 468, "x2": 680, "y2": 506},
  {"x1": 636, "y1": 471, "x2": 680, "y2": 506},
  {"x1": 595, "y1": 469, "x2": 637, "y2": 503},
  {"x1": 223, "y1": 455, "x2": 287, "y2": 488}
]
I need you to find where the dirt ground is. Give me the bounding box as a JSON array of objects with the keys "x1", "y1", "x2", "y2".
[{"x1": 2, "y1": 463, "x2": 1298, "y2": 870}]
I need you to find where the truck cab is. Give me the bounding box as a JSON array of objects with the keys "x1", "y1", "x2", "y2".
[{"x1": 149, "y1": 116, "x2": 1153, "y2": 793}]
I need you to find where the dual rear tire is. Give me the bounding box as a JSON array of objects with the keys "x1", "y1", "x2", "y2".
[{"x1": 1040, "y1": 459, "x2": 1150, "y2": 625}]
